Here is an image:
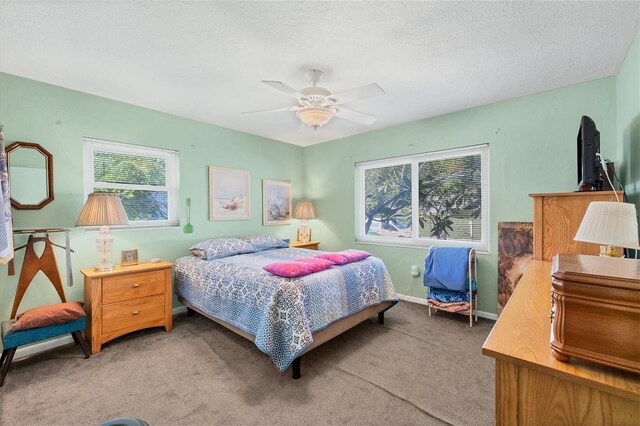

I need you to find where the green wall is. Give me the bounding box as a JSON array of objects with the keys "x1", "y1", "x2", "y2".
[
  {"x1": 1, "y1": 36, "x2": 637, "y2": 320},
  {"x1": 303, "y1": 77, "x2": 619, "y2": 314},
  {"x1": 0, "y1": 73, "x2": 304, "y2": 320},
  {"x1": 616, "y1": 31, "x2": 640, "y2": 210}
]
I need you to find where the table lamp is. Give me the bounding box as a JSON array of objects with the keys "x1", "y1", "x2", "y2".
[
  {"x1": 76, "y1": 193, "x2": 129, "y2": 270},
  {"x1": 293, "y1": 200, "x2": 316, "y2": 243},
  {"x1": 574, "y1": 201, "x2": 639, "y2": 257}
]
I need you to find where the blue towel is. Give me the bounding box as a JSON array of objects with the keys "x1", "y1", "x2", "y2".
[
  {"x1": 423, "y1": 246, "x2": 471, "y2": 292},
  {"x1": 427, "y1": 288, "x2": 469, "y2": 303}
]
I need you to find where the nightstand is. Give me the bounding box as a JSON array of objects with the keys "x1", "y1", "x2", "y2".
[
  {"x1": 289, "y1": 240, "x2": 320, "y2": 250},
  {"x1": 81, "y1": 261, "x2": 173, "y2": 354}
]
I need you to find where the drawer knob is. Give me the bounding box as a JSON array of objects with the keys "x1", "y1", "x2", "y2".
[
  {"x1": 132, "y1": 310, "x2": 140, "y2": 315},
  {"x1": 132, "y1": 283, "x2": 141, "y2": 288}
]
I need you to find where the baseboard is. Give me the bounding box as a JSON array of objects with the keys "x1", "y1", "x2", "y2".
[
  {"x1": 14, "y1": 306, "x2": 189, "y2": 360},
  {"x1": 397, "y1": 293, "x2": 498, "y2": 321},
  {"x1": 14, "y1": 335, "x2": 75, "y2": 360},
  {"x1": 172, "y1": 306, "x2": 188, "y2": 315},
  {"x1": 13, "y1": 301, "x2": 494, "y2": 360}
]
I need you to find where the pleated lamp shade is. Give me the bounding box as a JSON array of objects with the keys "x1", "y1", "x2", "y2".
[
  {"x1": 76, "y1": 193, "x2": 129, "y2": 226},
  {"x1": 293, "y1": 201, "x2": 316, "y2": 220},
  {"x1": 574, "y1": 201, "x2": 639, "y2": 249}
]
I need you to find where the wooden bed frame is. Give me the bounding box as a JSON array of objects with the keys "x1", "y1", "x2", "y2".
[{"x1": 178, "y1": 296, "x2": 395, "y2": 379}]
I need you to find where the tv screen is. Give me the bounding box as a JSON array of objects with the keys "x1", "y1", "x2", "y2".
[{"x1": 577, "y1": 115, "x2": 601, "y2": 191}]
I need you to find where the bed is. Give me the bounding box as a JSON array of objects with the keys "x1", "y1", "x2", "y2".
[{"x1": 174, "y1": 243, "x2": 397, "y2": 379}]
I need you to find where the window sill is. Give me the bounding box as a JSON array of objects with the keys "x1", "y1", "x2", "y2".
[
  {"x1": 82, "y1": 225, "x2": 180, "y2": 233},
  {"x1": 354, "y1": 239, "x2": 490, "y2": 255}
]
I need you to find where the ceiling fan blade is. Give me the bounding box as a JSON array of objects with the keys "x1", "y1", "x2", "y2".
[
  {"x1": 330, "y1": 83, "x2": 385, "y2": 105},
  {"x1": 262, "y1": 81, "x2": 305, "y2": 99},
  {"x1": 334, "y1": 107, "x2": 378, "y2": 125},
  {"x1": 241, "y1": 105, "x2": 300, "y2": 115}
]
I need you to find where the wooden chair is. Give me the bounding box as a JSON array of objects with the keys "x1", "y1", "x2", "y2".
[{"x1": 0, "y1": 235, "x2": 89, "y2": 387}]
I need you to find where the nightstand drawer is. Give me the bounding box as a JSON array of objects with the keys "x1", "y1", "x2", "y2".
[
  {"x1": 102, "y1": 295, "x2": 165, "y2": 334},
  {"x1": 102, "y1": 270, "x2": 165, "y2": 304}
]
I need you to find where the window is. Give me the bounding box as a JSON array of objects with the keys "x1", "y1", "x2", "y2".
[
  {"x1": 83, "y1": 138, "x2": 180, "y2": 228},
  {"x1": 356, "y1": 144, "x2": 489, "y2": 252}
]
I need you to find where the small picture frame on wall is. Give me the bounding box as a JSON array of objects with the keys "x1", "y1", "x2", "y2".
[
  {"x1": 121, "y1": 249, "x2": 139, "y2": 266},
  {"x1": 263, "y1": 179, "x2": 292, "y2": 226}
]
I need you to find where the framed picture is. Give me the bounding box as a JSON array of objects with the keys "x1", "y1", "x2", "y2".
[
  {"x1": 263, "y1": 180, "x2": 292, "y2": 226},
  {"x1": 209, "y1": 166, "x2": 251, "y2": 220},
  {"x1": 121, "y1": 249, "x2": 139, "y2": 266},
  {"x1": 297, "y1": 227, "x2": 311, "y2": 243}
]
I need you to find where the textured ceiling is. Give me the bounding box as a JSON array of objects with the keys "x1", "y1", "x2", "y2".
[{"x1": 0, "y1": 1, "x2": 638, "y2": 147}]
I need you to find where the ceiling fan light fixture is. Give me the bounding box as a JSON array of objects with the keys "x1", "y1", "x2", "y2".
[
  {"x1": 296, "y1": 107, "x2": 335, "y2": 129},
  {"x1": 246, "y1": 70, "x2": 384, "y2": 130}
]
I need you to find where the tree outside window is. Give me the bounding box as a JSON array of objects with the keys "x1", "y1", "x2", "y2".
[
  {"x1": 418, "y1": 154, "x2": 482, "y2": 240},
  {"x1": 364, "y1": 164, "x2": 411, "y2": 237},
  {"x1": 84, "y1": 138, "x2": 179, "y2": 228},
  {"x1": 356, "y1": 145, "x2": 489, "y2": 252}
]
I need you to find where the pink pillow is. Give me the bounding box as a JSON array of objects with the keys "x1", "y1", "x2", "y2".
[
  {"x1": 317, "y1": 249, "x2": 371, "y2": 264},
  {"x1": 12, "y1": 301, "x2": 85, "y2": 331},
  {"x1": 340, "y1": 249, "x2": 371, "y2": 262},
  {"x1": 296, "y1": 257, "x2": 335, "y2": 272},
  {"x1": 263, "y1": 257, "x2": 334, "y2": 278},
  {"x1": 263, "y1": 261, "x2": 313, "y2": 278},
  {"x1": 316, "y1": 253, "x2": 350, "y2": 265}
]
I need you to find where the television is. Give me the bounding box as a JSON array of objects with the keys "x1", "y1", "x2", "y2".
[{"x1": 577, "y1": 115, "x2": 602, "y2": 191}]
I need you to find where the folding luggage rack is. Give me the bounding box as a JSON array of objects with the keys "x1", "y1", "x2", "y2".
[{"x1": 425, "y1": 247, "x2": 478, "y2": 327}]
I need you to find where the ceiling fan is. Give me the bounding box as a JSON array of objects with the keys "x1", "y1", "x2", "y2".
[{"x1": 243, "y1": 69, "x2": 385, "y2": 129}]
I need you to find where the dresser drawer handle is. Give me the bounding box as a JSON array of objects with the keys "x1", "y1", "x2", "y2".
[
  {"x1": 132, "y1": 283, "x2": 141, "y2": 288},
  {"x1": 132, "y1": 310, "x2": 140, "y2": 315}
]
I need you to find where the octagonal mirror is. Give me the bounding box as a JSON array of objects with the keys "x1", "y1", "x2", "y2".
[{"x1": 6, "y1": 141, "x2": 54, "y2": 209}]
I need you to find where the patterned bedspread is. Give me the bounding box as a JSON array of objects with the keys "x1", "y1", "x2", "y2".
[{"x1": 175, "y1": 248, "x2": 397, "y2": 371}]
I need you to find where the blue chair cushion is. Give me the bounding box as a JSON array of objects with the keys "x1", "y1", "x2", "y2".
[{"x1": 1, "y1": 316, "x2": 85, "y2": 350}]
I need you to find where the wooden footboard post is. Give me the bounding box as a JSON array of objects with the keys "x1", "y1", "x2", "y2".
[
  {"x1": 292, "y1": 357, "x2": 301, "y2": 380},
  {"x1": 187, "y1": 307, "x2": 195, "y2": 317},
  {"x1": 378, "y1": 311, "x2": 384, "y2": 325}
]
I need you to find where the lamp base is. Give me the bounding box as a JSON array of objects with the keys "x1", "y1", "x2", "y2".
[
  {"x1": 94, "y1": 262, "x2": 114, "y2": 272},
  {"x1": 599, "y1": 245, "x2": 625, "y2": 258},
  {"x1": 95, "y1": 225, "x2": 114, "y2": 271}
]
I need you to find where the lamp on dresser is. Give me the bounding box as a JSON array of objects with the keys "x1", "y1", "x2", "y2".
[
  {"x1": 76, "y1": 192, "x2": 129, "y2": 271},
  {"x1": 293, "y1": 200, "x2": 316, "y2": 243},
  {"x1": 574, "y1": 201, "x2": 639, "y2": 257}
]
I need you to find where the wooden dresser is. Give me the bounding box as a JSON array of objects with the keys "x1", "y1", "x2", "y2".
[
  {"x1": 482, "y1": 260, "x2": 640, "y2": 425},
  {"x1": 484, "y1": 190, "x2": 639, "y2": 424},
  {"x1": 530, "y1": 191, "x2": 623, "y2": 260},
  {"x1": 82, "y1": 262, "x2": 173, "y2": 354}
]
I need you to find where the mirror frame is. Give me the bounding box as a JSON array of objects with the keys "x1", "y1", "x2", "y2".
[{"x1": 6, "y1": 141, "x2": 54, "y2": 210}]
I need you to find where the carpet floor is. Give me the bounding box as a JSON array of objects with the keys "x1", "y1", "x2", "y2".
[{"x1": 0, "y1": 301, "x2": 495, "y2": 425}]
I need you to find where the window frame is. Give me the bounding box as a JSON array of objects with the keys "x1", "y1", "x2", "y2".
[
  {"x1": 83, "y1": 137, "x2": 180, "y2": 229},
  {"x1": 355, "y1": 144, "x2": 490, "y2": 252}
]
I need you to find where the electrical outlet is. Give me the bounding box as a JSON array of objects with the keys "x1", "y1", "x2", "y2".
[{"x1": 411, "y1": 265, "x2": 420, "y2": 277}]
